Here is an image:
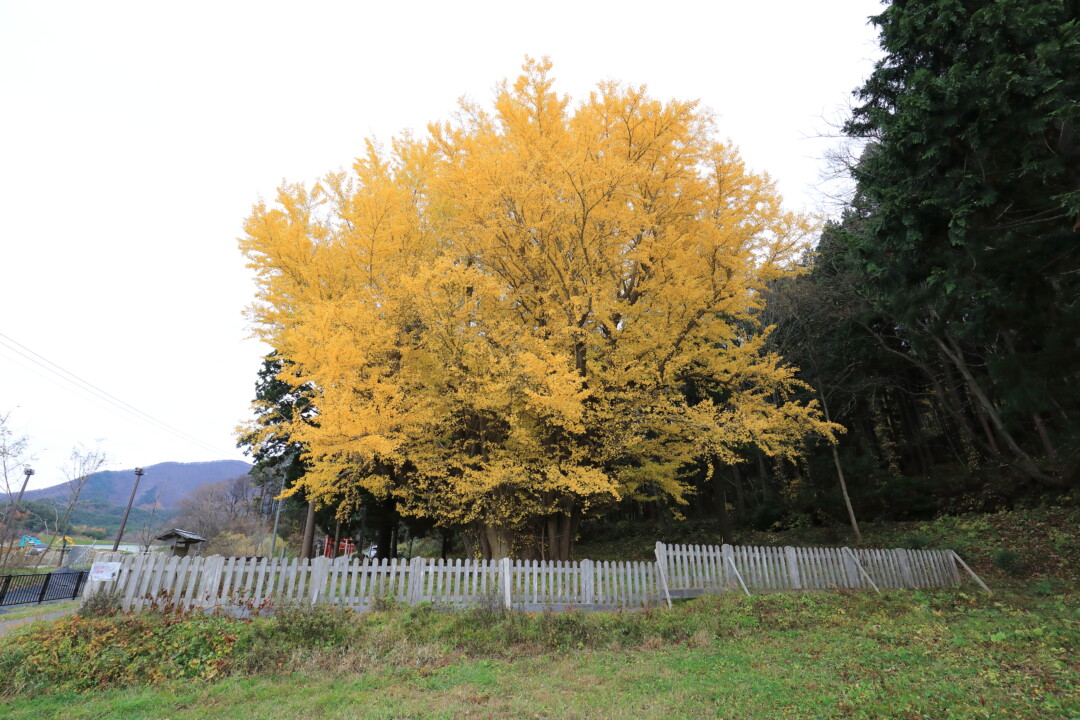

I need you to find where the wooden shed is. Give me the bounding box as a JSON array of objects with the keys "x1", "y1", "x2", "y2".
[{"x1": 154, "y1": 528, "x2": 207, "y2": 557}]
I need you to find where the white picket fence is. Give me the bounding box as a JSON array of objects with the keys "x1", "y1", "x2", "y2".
[
  {"x1": 86, "y1": 542, "x2": 982, "y2": 613},
  {"x1": 87, "y1": 554, "x2": 666, "y2": 612},
  {"x1": 655, "y1": 543, "x2": 969, "y2": 598}
]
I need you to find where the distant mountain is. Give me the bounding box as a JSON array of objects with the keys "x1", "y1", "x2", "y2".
[{"x1": 22, "y1": 460, "x2": 252, "y2": 511}]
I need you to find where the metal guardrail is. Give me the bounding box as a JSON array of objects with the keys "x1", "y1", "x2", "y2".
[{"x1": 0, "y1": 570, "x2": 89, "y2": 608}]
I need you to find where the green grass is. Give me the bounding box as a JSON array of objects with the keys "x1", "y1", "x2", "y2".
[
  {"x1": 0, "y1": 565, "x2": 54, "y2": 575},
  {"x1": 33, "y1": 533, "x2": 98, "y2": 545},
  {"x1": 0, "y1": 599, "x2": 80, "y2": 623},
  {"x1": 0, "y1": 588, "x2": 1076, "y2": 719}
]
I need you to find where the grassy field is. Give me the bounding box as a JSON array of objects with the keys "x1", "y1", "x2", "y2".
[{"x1": 0, "y1": 587, "x2": 1075, "y2": 719}]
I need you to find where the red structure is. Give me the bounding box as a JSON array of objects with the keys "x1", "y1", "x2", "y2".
[{"x1": 321, "y1": 536, "x2": 355, "y2": 558}]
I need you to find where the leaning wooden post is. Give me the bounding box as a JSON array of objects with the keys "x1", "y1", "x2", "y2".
[
  {"x1": 842, "y1": 547, "x2": 880, "y2": 595},
  {"x1": 949, "y1": 551, "x2": 992, "y2": 595},
  {"x1": 724, "y1": 552, "x2": 752, "y2": 597},
  {"x1": 653, "y1": 542, "x2": 673, "y2": 608},
  {"x1": 721, "y1": 544, "x2": 736, "y2": 590}
]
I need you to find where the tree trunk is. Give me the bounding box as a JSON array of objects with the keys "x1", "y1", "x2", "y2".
[
  {"x1": 440, "y1": 529, "x2": 453, "y2": 561},
  {"x1": 300, "y1": 501, "x2": 316, "y2": 560},
  {"x1": 931, "y1": 353, "x2": 985, "y2": 465},
  {"x1": 712, "y1": 457, "x2": 733, "y2": 545},
  {"x1": 858, "y1": 318, "x2": 986, "y2": 465},
  {"x1": 757, "y1": 454, "x2": 773, "y2": 504},
  {"x1": 935, "y1": 335, "x2": 1061, "y2": 486},
  {"x1": 1032, "y1": 412, "x2": 1058, "y2": 462},
  {"x1": 974, "y1": 400, "x2": 1002, "y2": 456},
  {"x1": 820, "y1": 390, "x2": 862, "y2": 544},
  {"x1": 374, "y1": 499, "x2": 396, "y2": 560},
  {"x1": 541, "y1": 510, "x2": 576, "y2": 561},
  {"x1": 732, "y1": 464, "x2": 747, "y2": 522},
  {"x1": 481, "y1": 525, "x2": 512, "y2": 560},
  {"x1": 897, "y1": 386, "x2": 932, "y2": 476}
]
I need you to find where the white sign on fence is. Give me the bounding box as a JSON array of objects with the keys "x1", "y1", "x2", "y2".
[{"x1": 90, "y1": 561, "x2": 121, "y2": 582}]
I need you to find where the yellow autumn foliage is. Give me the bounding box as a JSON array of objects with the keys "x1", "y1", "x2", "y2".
[{"x1": 240, "y1": 58, "x2": 839, "y2": 559}]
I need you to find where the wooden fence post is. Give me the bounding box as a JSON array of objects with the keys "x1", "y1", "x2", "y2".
[
  {"x1": 785, "y1": 547, "x2": 802, "y2": 590},
  {"x1": 499, "y1": 558, "x2": 512, "y2": 609},
  {"x1": 581, "y1": 559, "x2": 594, "y2": 605},
  {"x1": 896, "y1": 549, "x2": 915, "y2": 588},
  {"x1": 203, "y1": 555, "x2": 225, "y2": 608},
  {"x1": 308, "y1": 557, "x2": 327, "y2": 606},
  {"x1": 121, "y1": 553, "x2": 148, "y2": 611},
  {"x1": 653, "y1": 542, "x2": 673, "y2": 608},
  {"x1": 408, "y1": 556, "x2": 425, "y2": 605},
  {"x1": 840, "y1": 547, "x2": 859, "y2": 589}
]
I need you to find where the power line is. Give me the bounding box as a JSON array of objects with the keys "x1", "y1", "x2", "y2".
[{"x1": 0, "y1": 331, "x2": 237, "y2": 459}]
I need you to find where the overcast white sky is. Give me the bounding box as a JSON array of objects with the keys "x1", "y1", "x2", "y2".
[{"x1": 0, "y1": 0, "x2": 883, "y2": 491}]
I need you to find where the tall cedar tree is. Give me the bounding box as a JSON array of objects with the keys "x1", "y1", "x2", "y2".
[
  {"x1": 842, "y1": 0, "x2": 1080, "y2": 487},
  {"x1": 240, "y1": 59, "x2": 839, "y2": 560},
  {"x1": 237, "y1": 352, "x2": 318, "y2": 555}
]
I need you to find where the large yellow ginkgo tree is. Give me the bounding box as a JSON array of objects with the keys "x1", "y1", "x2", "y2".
[{"x1": 240, "y1": 58, "x2": 840, "y2": 560}]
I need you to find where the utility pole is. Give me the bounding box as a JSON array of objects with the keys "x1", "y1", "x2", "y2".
[
  {"x1": 0, "y1": 465, "x2": 33, "y2": 569},
  {"x1": 112, "y1": 467, "x2": 145, "y2": 551},
  {"x1": 268, "y1": 472, "x2": 287, "y2": 557}
]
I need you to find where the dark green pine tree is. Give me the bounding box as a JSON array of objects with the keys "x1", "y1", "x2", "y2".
[
  {"x1": 842, "y1": 0, "x2": 1080, "y2": 487},
  {"x1": 239, "y1": 351, "x2": 314, "y2": 489},
  {"x1": 238, "y1": 352, "x2": 317, "y2": 552}
]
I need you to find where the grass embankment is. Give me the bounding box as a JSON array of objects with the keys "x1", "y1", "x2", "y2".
[
  {"x1": 0, "y1": 506, "x2": 1076, "y2": 719},
  {"x1": 0, "y1": 588, "x2": 1076, "y2": 719}
]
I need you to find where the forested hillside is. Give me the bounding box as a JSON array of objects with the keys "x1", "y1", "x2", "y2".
[{"x1": 22, "y1": 460, "x2": 252, "y2": 511}]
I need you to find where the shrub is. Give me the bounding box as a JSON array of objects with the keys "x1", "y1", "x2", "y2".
[
  {"x1": 993, "y1": 549, "x2": 1026, "y2": 577},
  {"x1": 0, "y1": 612, "x2": 247, "y2": 694},
  {"x1": 79, "y1": 589, "x2": 122, "y2": 617},
  {"x1": 904, "y1": 534, "x2": 929, "y2": 550},
  {"x1": 268, "y1": 601, "x2": 356, "y2": 647},
  {"x1": 1029, "y1": 578, "x2": 1060, "y2": 596}
]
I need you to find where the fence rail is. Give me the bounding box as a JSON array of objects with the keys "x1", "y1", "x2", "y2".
[{"x1": 84, "y1": 542, "x2": 980, "y2": 613}]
